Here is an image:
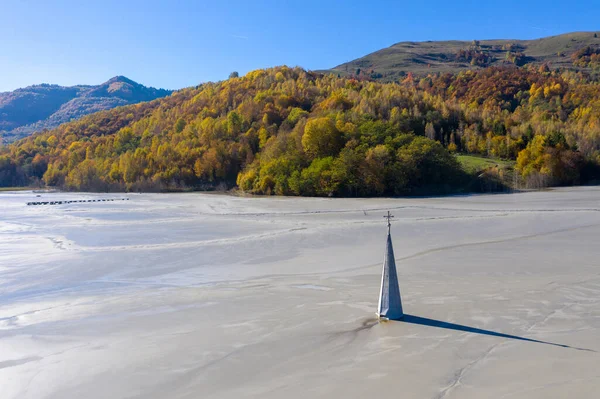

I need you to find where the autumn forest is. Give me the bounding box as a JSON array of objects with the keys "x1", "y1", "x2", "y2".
[{"x1": 1, "y1": 54, "x2": 600, "y2": 196}]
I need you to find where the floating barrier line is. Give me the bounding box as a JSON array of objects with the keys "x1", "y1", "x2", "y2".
[{"x1": 27, "y1": 198, "x2": 129, "y2": 206}]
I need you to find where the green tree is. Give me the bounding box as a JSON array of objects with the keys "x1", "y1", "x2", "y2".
[{"x1": 301, "y1": 117, "x2": 343, "y2": 159}]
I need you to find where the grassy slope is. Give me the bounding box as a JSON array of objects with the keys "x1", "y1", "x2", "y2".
[
  {"x1": 456, "y1": 155, "x2": 517, "y2": 192},
  {"x1": 457, "y1": 154, "x2": 514, "y2": 174},
  {"x1": 328, "y1": 31, "x2": 600, "y2": 79}
]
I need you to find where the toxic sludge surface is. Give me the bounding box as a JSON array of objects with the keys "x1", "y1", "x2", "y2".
[{"x1": 1, "y1": 189, "x2": 599, "y2": 398}]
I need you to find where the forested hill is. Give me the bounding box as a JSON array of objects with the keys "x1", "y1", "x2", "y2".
[
  {"x1": 1, "y1": 65, "x2": 599, "y2": 196},
  {"x1": 0, "y1": 76, "x2": 172, "y2": 143},
  {"x1": 329, "y1": 31, "x2": 600, "y2": 81}
]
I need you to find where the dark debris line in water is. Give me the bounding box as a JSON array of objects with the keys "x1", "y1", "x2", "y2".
[{"x1": 26, "y1": 198, "x2": 129, "y2": 206}]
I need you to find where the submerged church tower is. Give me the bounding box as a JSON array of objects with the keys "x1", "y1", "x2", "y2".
[{"x1": 377, "y1": 211, "x2": 404, "y2": 320}]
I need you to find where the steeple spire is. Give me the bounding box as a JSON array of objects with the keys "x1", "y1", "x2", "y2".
[{"x1": 377, "y1": 211, "x2": 404, "y2": 320}]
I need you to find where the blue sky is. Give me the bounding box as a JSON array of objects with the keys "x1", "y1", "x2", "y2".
[{"x1": 1, "y1": 0, "x2": 598, "y2": 92}]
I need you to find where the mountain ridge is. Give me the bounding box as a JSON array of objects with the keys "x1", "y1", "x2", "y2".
[
  {"x1": 328, "y1": 31, "x2": 600, "y2": 80},
  {"x1": 0, "y1": 76, "x2": 172, "y2": 143}
]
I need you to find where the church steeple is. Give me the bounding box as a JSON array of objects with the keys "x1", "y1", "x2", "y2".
[{"x1": 377, "y1": 211, "x2": 404, "y2": 320}]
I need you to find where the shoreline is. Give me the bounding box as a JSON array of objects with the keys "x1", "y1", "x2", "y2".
[{"x1": 4, "y1": 184, "x2": 598, "y2": 200}]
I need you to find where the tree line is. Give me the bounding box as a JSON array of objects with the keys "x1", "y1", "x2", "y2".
[{"x1": 1, "y1": 64, "x2": 599, "y2": 195}]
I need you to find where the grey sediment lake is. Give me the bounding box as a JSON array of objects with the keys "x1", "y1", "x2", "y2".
[{"x1": 1, "y1": 188, "x2": 599, "y2": 398}]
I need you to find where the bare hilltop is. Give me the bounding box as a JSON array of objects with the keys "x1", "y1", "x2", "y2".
[{"x1": 329, "y1": 31, "x2": 600, "y2": 80}]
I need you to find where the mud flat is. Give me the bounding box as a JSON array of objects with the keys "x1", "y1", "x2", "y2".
[{"x1": 1, "y1": 188, "x2": 599, "y2": 398}]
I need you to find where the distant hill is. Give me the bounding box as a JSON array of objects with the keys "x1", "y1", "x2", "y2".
[
  {"x1": 329, "y1": 31, "x2": 600, "y2": 80},
  {"x1": 0, "y1": 76, "x2": 172, "y2": 143}
]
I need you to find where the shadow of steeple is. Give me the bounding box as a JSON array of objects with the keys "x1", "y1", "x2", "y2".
[{"x1": 398, "y1": 314, "x2": 595, "y2": 352}]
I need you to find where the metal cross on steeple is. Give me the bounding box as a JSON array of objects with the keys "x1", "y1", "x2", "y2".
[{"x1": 384, "y1": 211, "x2": 394, "y2": 233}]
